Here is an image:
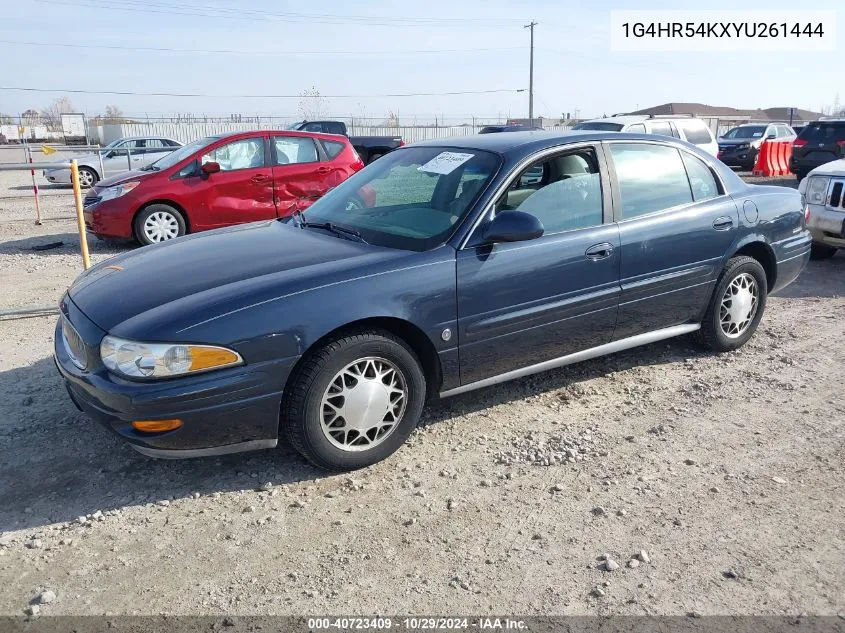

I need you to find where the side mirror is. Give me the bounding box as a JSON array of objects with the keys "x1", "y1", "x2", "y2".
[
  {"x1": 483, "y1": 210, "x2": 544, "y2": 243},
  {"x1": 201, "y1": 161, "x2": 221, "y2": 176},
  {"x1": 765, "y1": 134, "x2": 776, "y2": 140}
]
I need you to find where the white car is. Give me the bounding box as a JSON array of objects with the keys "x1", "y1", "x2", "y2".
[
  {"x1": 798, "y1": 158, "x2": 845, "y2": 259},
  {"x1": 573, "y1": 115, "x2": 718, "y2": 156},
  {"x1": 43, "y1": 136, "x2": 182, "y2": 188}
]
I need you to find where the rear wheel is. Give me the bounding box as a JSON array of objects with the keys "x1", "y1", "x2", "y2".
[
  {"x1": 368, "y1": 152, "x2": 384, "y2": 164},
  {"x1": 280, "y1": 330, "x2": 426, "y2": 471},
  {"x1": 133, "y1": 204, "x2": 186, "y2": 245},
  {"x1": 795, "y1": 170, "x2": 808, "y2": 182},
  {"x1": 698, "y1": 256, "x2": 767, "y2": 352},
  {"x1": 810, "y1": 243, "x2": 838, "y2": 260}
]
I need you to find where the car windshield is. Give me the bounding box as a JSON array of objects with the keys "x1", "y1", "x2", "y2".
[
  {"x1": 572, "y1": 121, "x2": 625, "y2": 131},
  {"x1": 291, "y1": 146, "x2": 500, "y2": 251},
  {"x1": 149, "y1": 136, "x2": 219, "y2": 170},
  {"x1": 723, "y1": 126, "x2": 766, "y2": 139}
]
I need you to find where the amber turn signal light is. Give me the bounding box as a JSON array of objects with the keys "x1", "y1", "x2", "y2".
[{"x1": 132, "y1": 419, "x2": 183, "y2": 433}]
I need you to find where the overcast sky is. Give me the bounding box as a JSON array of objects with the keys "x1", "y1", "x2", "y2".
[{"x1": 1, "y1": 0, "x2": 842, "y2": 122}]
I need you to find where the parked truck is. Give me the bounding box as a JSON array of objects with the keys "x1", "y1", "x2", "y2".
[{"x1": 287, "y1": 120, "x2": 403, "y2": 164}]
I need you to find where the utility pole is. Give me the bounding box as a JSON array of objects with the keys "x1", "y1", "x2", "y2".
[{"x1": 524, "y1": 21, "x2": 537, "y2": 126}]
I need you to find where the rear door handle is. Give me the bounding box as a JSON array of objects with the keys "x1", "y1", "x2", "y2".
[
  {"x1": 316, "y1": 166, "x2": 332, "y2": 175},
  {"x1": 713, "y1": 216, "x2": 734, "y2": 230},
  {"x1": 585, "y1": 242, "x2": 614, "y2": 261}
]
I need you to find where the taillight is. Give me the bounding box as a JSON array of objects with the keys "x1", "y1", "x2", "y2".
[
  {"x1": 804, "y1": 205, "x2": 811, "y2": 224},
  {"x1": 399, "y1": 140, "x2": 405, "y2": 147},
  {"x1": 793, "y1": 138, "x2": 808, "y2": 147},
  {"x1": 351, "y1": 158, "x2": 365, "y2": 171}
]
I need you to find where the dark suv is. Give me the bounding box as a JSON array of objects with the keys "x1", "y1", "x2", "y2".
[{"x1": 790, "y1": 119, "x2": 845, "y2": 180}]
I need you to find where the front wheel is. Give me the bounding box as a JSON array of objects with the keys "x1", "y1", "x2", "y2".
[
  {"x1": 698, "y1": 256, "x2": 767, "y2": 352},
  {"x1": 280, "y1": 330, "x2": 426, "y2": 471},
  {"x1": 133, "y1": 204, "x2": 187, "y2": 245},
  {"x1": 77, "y1": 167, "x2": 99, "y2": 188}
]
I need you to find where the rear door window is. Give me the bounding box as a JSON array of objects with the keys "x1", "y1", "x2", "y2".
[
  {"x1": 649, "y1": 121, "x2": 673, "y2": 137},
  {"x1": 681, "y1": 152, "x2": 719, "y2": 201},
  {"x1": 273, "y1": 137, "x2": 319, "y2": 165},
  {"x1": 677, "y1": 120, "x2": 713, "y2": 146},
  {"x1": 609, "y1": 143, "x2": 693, "y2": 218}
]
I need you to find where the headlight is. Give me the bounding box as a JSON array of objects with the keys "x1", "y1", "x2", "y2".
[
  {"x1": 806, "y1": 176, "x2": 830, "y2": 205},
  {"x1": 98, "y1": 181, "x2": 140, "y2": 202},
  {"x1": 736, "y1": 143, "x2": 750, "y2": 150},
  {"x1": 100, "y1": 335, "x2": 242, "y2": 379}
]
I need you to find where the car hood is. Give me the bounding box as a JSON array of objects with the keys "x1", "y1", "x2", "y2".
[
  {"x1": 717, "y1": 138, "x2": 757, "y2": 147},
  {"x1": 808, "y1": 158, "x2": 845, "y2": 177},
  {"x1": 95, "y1": 169, "x2": 155, "y2": 188},
  {"x1": 68, "y1": 220, "x2": 413, "y2": 336}
]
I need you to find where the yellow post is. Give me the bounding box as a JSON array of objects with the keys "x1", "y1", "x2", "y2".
[{"x1": 70, "y1": 159, "x2": 91, "y2": 270}]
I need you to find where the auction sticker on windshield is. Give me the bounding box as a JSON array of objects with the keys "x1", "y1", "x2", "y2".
[{"x1": 418, "y1": 152, "x2": 474, "y2": 175}]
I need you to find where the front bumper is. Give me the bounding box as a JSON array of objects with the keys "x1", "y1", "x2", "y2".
[
  {"x1": 718, "y1": 146, "x2": 757, "y2": 169},
  {"x1": 83, "y1": 194, "x2": 138, "y2": 240},
  {"x1": 806, "y1": 204, "x2": 845, "y2": 249},
  {"x1": 54, "y1": 317, "x2": 297, "y2": 459}
]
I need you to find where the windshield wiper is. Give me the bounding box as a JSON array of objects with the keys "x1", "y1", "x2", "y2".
[{"x1": 292, "y1": 210, "x2": 367, "y2": 243}]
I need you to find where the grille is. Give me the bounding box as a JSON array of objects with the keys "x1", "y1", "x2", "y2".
[
  {"x1": 61, "y1": 316, "x2": 87, "y2": 370},
  {"x1": 828, "y1": 179, "x2": 845, "y2": 211}
]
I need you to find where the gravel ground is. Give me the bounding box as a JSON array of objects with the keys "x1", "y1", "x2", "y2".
[{"x1": 0, "y1": 171, "x2": 843, "y2": 617}]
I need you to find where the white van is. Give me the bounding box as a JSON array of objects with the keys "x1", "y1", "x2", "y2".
[{"x1": 573, "y1": 115, "x2": 718, "y2": 157}]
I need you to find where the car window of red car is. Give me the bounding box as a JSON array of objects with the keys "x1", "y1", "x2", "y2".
[
  {"x1": 321, "y1": 140, "x2": 346, "y2": 159},
  {"x1": 273, "y1": 137, "x2": 318, "y2": 165},
  {"x1": 202, "y1": 138, "x2": 265, "y2": 171}
]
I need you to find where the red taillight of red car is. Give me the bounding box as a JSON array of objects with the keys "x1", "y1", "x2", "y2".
[
  {"x1": 793, "y1": 138, "x2": 808, "y2": 147},
  {"x1": 351, "y1": 158, "x2": 365, "y2": 171}
]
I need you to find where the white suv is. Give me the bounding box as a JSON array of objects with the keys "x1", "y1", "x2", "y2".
[
  {"x1": 798, "y1": 159, "x2": 845, "y2": 259},
  {"x1": 573, "y1": 116, "x2": 718, "y2": 156}
]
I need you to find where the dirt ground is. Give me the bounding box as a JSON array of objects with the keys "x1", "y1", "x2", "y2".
[{"x1": 0, "y1": 166, "x2": 843, "y2": 617}]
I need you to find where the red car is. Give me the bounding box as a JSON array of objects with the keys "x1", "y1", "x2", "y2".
[{"x1": 83, "y1": 130, "x2": 365, "y2": 245}]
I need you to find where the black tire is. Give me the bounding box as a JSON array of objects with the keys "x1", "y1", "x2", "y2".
[
  {"x1": 698, "y1": 256, "x2": 768, "y2": 353},
  {"x1": 810, "y1": 243, "x2": 838, "y2": 260},
  {"x1": 133, "y1": 204, "x2": 187, "y2": 246},
  {"x1": 368, "y1": 152, "x2": 384, "y2": 164},
  {"x1": 795, "y1": 170, "x2": 808, "y2": 182},
  {"x1": 280, "y1": 330, "x2": 426, "y2": 471},
  {"x1": 78, "y1": 167, "x2": 99, "y2": 188}
]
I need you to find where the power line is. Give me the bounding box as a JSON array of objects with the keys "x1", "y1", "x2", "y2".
[
  {"x1": 34, "y1": 0, "x2": 522, "y2": 28},
  {"x1": 0, "y1": 39, "x2": 526, "y2": 57},
  {"x1": 0, "y1": 86, "x2": 526, "y2": 99}
]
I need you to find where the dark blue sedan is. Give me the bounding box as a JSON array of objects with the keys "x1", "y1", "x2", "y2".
[{"x1": 55, "y1": 131, "x2": 811, "y2": 471}]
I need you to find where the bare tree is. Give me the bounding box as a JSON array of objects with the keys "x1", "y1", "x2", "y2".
[
  {"x1": 0, "y1": 113, "x2": 13, "y2": 125},
  {"x1": 103, "y1": 105, "x2": 124, "y2": 122},
  {"x1": 297, "y1": 87, "x2": 326, "y2": 121},
  {"x1": 41, "y1": 96, "x2": 76, "y2": 131}
]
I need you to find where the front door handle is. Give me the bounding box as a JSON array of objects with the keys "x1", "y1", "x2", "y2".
[
  {"x1": 585, "y1": 242, "x2": 614, "y2": 261},
  {"x1": 251, "y1": 174, "x2": 270, "y2": 183},
  {"x1": 713, "y1": 216, "x2": 734, "y2": 230}
]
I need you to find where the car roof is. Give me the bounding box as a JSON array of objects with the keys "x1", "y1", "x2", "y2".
[
  {"x1": 208, "y1": 130, "x2": 345, "y2": 141},
  {"x1": 411, "y1": 130, "x2": 700, "y2": 158}
]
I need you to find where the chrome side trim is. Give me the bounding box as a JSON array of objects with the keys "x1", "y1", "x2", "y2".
[
  {"x1": 132, "y1": 438, "x2": 278, "y2": 460},
  {"x1": 439, "y1": 323, "x2": 700, "y2": 398}
]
